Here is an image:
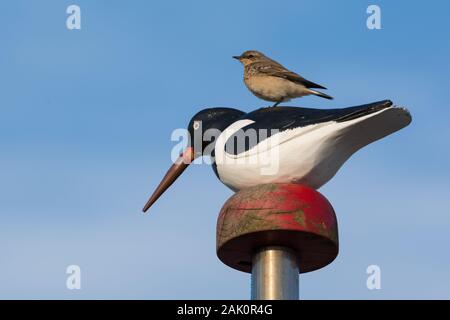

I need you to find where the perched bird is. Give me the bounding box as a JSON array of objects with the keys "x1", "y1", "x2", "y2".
[
  {"x1": 233, "y1": 50, "x2": 333, "y2": 107},
  {"x1": 143, "y1": 100, "x2": 411, "y2": 212}
]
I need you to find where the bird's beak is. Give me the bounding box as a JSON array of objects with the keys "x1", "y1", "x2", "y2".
[
  {"x1": 142, "y1": 147, "x2": 195, "y2": 213},
  {"x1": 232, "y1": 55, "x2": 241, "y2": 60}
]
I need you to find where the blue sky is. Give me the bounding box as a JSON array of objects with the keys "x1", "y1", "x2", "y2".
[{"x1": 0, "y1": 0, "x2": 449, "y2": 299}]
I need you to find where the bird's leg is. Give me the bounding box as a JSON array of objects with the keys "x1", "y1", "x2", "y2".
[{"x1": 271, "y1": 101, "x2": 282, "y2": 108}]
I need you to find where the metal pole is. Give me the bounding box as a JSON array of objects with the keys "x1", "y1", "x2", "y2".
[{"x1": 251, "y1": 246, "x2": 299, "y2": 300}]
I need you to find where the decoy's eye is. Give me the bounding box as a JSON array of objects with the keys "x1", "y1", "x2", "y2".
[{"x1": 193, "y1": 121, "x2": 200, "y2": 130}]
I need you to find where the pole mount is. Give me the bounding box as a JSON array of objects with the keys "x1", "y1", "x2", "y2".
[{"x1": 216, "y1": 183, "x2": 339, "y2": 274}]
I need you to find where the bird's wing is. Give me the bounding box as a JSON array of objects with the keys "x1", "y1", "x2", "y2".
[
  {"x1": 224, "y1": 100, "x2": 393, "y2": 155},
  {"x1": 253, "y1": 62, "x2": 327, "y2": 89}
]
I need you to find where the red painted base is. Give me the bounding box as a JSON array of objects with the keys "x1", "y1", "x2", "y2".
[{"x1": 216, "y1": 183, "x2": 339, "y2": 273}]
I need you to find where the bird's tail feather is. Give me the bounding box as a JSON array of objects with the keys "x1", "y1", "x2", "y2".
[{"x1": 306, "y1": 88, "x2": 333, "y2": 100}]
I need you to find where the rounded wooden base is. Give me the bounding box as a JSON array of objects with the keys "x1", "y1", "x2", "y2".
[{"x1": 216, "y1": 183, "x2": 339, "y2": 273}]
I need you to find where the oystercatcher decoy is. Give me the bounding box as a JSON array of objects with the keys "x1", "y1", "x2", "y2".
[{"x1": 143, "y1": 100, "x2": 411, "y2": 212}]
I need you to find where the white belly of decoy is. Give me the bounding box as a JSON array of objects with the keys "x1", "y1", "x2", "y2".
[{"x1": 214, "y1": 107, "x2": 408, "y2": 191}]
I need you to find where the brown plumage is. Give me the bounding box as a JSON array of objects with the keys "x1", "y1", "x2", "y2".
[{"x1": 233, "y1": 50, "x2": 333, "y2": 107}]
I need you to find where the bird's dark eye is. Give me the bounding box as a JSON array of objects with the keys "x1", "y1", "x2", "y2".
[{"x1": 247, "y1": 54, "x2": 254, "y2": 59}]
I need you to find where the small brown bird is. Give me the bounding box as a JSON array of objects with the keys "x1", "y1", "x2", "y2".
[{"x1": 233, "y1": 50, "x2": 333, "y2": 107}]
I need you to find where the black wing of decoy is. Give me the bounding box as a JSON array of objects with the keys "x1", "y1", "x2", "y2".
[
  {"x1": 225, "y1": 100, "x2": 393, "y2": 155},
  {"x1": 246, "y1": 100, "x2": 391, "y2": 130}
]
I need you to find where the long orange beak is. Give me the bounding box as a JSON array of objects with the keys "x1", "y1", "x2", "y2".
[{"x1": 142, "y1": 147, "x2": 195, "y2": 213}]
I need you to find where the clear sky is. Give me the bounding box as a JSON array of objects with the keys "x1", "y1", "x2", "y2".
[{"x1": 1, "y1": 0, "x2": 449, "y2": 299}]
